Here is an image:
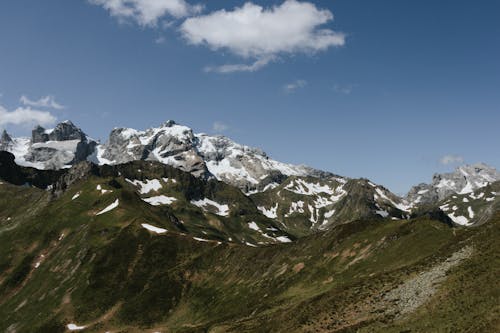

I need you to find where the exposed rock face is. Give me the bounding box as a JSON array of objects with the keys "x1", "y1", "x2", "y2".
[
  {"x1": 3, "y1": 120, "x2": 322, "y2": 191},
  {"x1": 0, "y1": 130, "x2": 12, "y2": 151},
  {"x1": 51, "y1": 161, "x2": 98, "y2": 198},
  {"x1": 384, "y1": 246, "x2": 473, "y2": 317},
  {"x1": 32, "y1": 120, "x2": 87, "y2": 143},
  {"x1": 100, "y1": 121, "x2": 207, "y2": 177},
  {"x1": 251, "y1": 177, "x2": 412, "y2": 236},
  {"x1": 97, "y1": 121, "x2": 321, "y2": 191},
  {"x1": 407, "y1": 164, "x2": 500, "y2": 205},
  {"x1": 1, "y1": 121, "x2": 97, "y2": 170},
  {"x1": 196, "y1": 134, "x2": 317, "y2": 192},
  {"x1": 0, "y1": 151, "x2": 63, "y2": 188}
]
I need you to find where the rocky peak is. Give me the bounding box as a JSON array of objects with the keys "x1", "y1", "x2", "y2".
[
  {"x1": 1, "y1": 130, "x2": 12, "y2": 144},
  {"x1": 0, "y1": 130, "x2": 13, "y2": 151},
  {"x1": 407, "y1": 163, "x2": 500, "y2": 205},
  {"x1": 32, "y1": 125, "x2": 48, "y2": 143},
  {"x1": 102, "y1": 122, "x2": 206, "y2": 177},
  {"x1": 32, "y1": 120, "x2": 87, "y2": 143},
  {"x1": 5, "y1": 119, "x2": 329, "y2": 191},
  {"x1": 50, "y1": 120, "x2": 87, "y2": 141}
]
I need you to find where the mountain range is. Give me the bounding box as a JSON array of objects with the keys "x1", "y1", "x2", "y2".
[
  {"x1": 1, "y1": 120, "x2": 498, "y2": 228},
  {"x1": 0, "y1": 120, "x2": 499, "y2": 332}
]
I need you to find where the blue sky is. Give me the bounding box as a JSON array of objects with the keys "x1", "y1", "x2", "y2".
[{"x1": 0, "y1": 0, "x2": 499, "y2": 194}]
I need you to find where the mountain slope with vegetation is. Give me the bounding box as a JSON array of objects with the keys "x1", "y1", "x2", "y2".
[{"x1": 0, "y1": 153, "x2": 499, "y2": 332}]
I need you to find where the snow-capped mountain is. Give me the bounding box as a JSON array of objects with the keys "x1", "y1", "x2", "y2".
[
  {"x1": 92, "y1": 121, "x2": 207, "y2": 177},
  {"x1": 251, "y1": 176, "x2": 412, "y2": 235},
  {"x1": 2, "y1": 120, "x2": 320, "y2": 192},
  {"x1": 406, "y1": 164, "x2": 500, "y2": 206},
  {"x1": 92, "y1": 120, "x2": 327, "y2": 192},
  {"x1": 0, "y1": 121, "x2": 96, "y2": 169},
  {"x1": 2, "y1": 119, "x2": 498, "y2": 217},
  {"x1": 437, "y1": 182, "x2": 499, "y2": 227}
]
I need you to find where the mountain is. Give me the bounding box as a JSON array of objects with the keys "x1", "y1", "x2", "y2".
[
  {"x1": 1, "y1": 121, "x2": 499, "y2": 332},
  {"x1": 0, "y1": 121, "x2": 97, "y2": 170},
  {"x1": 251, "y1": 176, "x2": 411, "y2": 236},
  {"x1": 406, "y1": 163, "x2": 500, "y2": 206},
  {"x1": 2, "y1": 121, "x2": 329, "y2": 193},
  {"x1": 3, "y1": 120, "x2": 499, "y2": 231},
  {"x1": 94, "y1": 120, "x2": 326, "y2": 193},
  {"x1": 0, "y1": 151, "x2": 293, "y2": 246},
  {"x1": 435, "y1": 181, "x2": 500, "y2": 226},
  {"x1": 1, "y1": 121, "x2": 416, "y2": 233},
  {"x1": 0, "y1": 155, "x2": 499, "y2": 332}
]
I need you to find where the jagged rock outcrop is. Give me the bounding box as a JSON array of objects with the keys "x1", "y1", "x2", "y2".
[
  {"x1": 3, "y1": 120, "x2": 322, "y2": 191},
  {"x1": 96, "y1": 121, "x2": 320, "y2": 192},
  {"x1": 407, "y1": 164, "x2": 500, "y2": 205},
  {"x1": 32, "y1": 120, "x2": 87, "y2": 143},
  {"x1": 0, "y1": 151, "x2": 63, "y2": 188},
  {"x1": 196, "y1": 134, "x2": 315, "y2": 192},
  {"x1": 99, "y1": 121, "x2": 207, "y2": 177},
  {"x1": 0, "y1": 130, "x2": 12, "y2": 151},
  {"x1": 1, "y1": 121, "x2": 97, "y2": 170}
]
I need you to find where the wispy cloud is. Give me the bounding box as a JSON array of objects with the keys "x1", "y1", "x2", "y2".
[
  {"x1": 212, "y1": 121, "x2": 228, "y2": 133},
  {"x1": 0, "y1": 104, "x2": 57, "y2": 127},
  {"x1": 20, "y1": 95, "x2": 65, "y2": 110},
  {"x1": 333, "y1": 84, "x2": 355, "y2": 95},
  {"x1": 89, "y1": 0, "x2": 202, "y2": 27},
  {"x1": 155, "y1": 36, "x2": 166, "y2": 44},
  {"x1": 439, "y1": 154, "x2": 464, "y2": 165},
  {"x1": 181, "y1": 0, "x2": 345, "y2": 73},
  {"x1": 204, "y1": 56, "x2": 274, "y2": 74},
  {"x1": 283, "y1": 79, "x2": 307, "y2": 93}
]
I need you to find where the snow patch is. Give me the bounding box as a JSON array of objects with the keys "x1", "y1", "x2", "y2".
[
  {"x1": 141, "y1": 223, "x2": 167, "y2": 234},
  {"x1": 96, "y1": 184, "x2": 112, "y2": 195},
  {"x1": 191, "y1": 198, "x2": 230, "y2": 216},
  {"x1": 258, "y1": 204, "x2": 278, "y2": 219},
  {"x1": 248, "y1": 222, "x2": 260, "y2": 231},
  {"x1": 467, "y1": 206, "x2": 474, "y2": 219},
  {"x1": 96, "y1": 199, "x2": 119, "y2": 215},
  {"x1": 447, "y1": 213, "x2": 470, "y2": 226},
  {"x1": 375, "y1": 209, "x2": 389, "y2": 218},
  {"x1": 276, "y1": 236, "x2": 292, "y2": 243},
  {"x1": 285, "y1": 179, "x2": 333, "y2": 195},
  {"x1": 285, "y1": 201, "x2": 305, "y2": 217},
  {"x1": 126, "y1": 178, "x2": 162, "y2": 194},
  {"x1": 142, "y1": 195, "x2": 177, "y2": 206},
  {"x1": 324, "y1": 209, "x2": 336, "y2": 218},
  {"x1": 67, "y1": 323, "x2": 86, "y2": 331},
  {"x1": 193, "y1": 237, "x2": 211, "y2": 242}
]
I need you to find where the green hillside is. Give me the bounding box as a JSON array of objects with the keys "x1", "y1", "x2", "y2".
[{"x1": 0, "y1": 157, "x2": 499, "y2": 332}]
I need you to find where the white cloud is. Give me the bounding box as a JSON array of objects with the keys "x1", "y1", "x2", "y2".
[
  {"x1": 204, "y1": 56, "x2": 274, "y2": 74},
  {"x1": 333, "y1": 84, "x2": 354, "y2": 95},
  {"x1": 90, "y1": 0, "x2": 202, "y2": 26},
  {"x1": 20, "y1": 95, "x2": 65, "y2": 110},
  {"x1": 284, "y1": 79, "x2": 307, "y2": 93},
  {"x1": 212, "y1": 121, "x2": 228, "y2": 133},
  {"x1": 155, "y1": 35, "x2": 166, "y2": 44},
  {"x1": 181, "y1": 0, "x2": 345, "y2": 71},
  {"x1": 0, "y1": 104, "x2": 57, "y2": 127},
  {"x1": 440, "y1": 155, "x2": 464, "y2": 165}
]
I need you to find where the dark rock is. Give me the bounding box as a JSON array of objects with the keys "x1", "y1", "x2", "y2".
[{"x1": 32, "y1": 125, "x2": 49, "y2": 143}]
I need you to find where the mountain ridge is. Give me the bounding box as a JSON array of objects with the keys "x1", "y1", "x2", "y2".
[
  {"x1": 0, "y1": 123, "x2": 499, "y2": 332},
  {"x1": 1, "y1": 120, "x2": 499, "y2": 209}
]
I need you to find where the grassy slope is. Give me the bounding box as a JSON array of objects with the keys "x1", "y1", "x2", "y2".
[{"x1": 0, "y1": 177, "x2": 498, "y2": 332}]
